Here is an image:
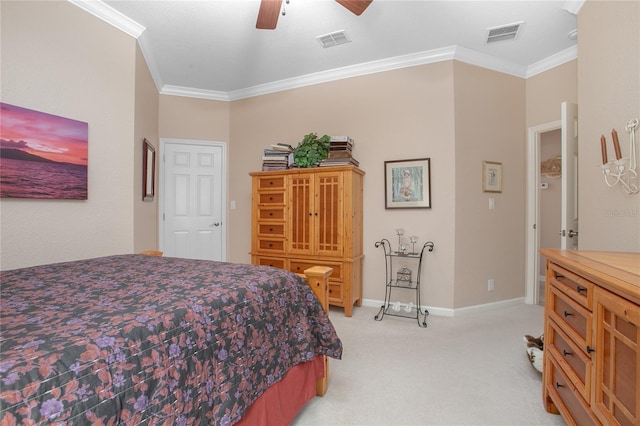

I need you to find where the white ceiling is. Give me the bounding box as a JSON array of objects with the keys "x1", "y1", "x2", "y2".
[{"x1": 73, "y1": 0, "x2": 580, "y2": 100}]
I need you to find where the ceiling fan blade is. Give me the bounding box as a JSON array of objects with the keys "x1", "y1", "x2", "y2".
[
  {"x1": 336, "y1": 0, "x2": 372, "y2": 16},
  {"x1": 256, "y1": 0, "x2": 283, "y2": 29}
]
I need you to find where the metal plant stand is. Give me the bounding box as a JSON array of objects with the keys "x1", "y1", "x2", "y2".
[{"x1": 374, "y1": 238, "x2": 435, "y2": 327}]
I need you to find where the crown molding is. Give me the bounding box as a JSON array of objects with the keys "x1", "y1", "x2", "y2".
[
  {"x1": 67, "y1": 0, "x2": 145, "y2": 38},
  {"x1": 227, "y1": 46, "x2": 457, "y2": 101},
  {"x1": 526, "y1": 45, "x2": 578, "y2": 78},
  {"x1": 454, "y1": 46, "x2": 527, "y2": 78},
  {"x1": 160, "y1": 85, "x2": 231, "y2": 102}
]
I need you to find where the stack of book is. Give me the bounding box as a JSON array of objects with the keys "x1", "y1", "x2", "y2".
[
  {"x1": 320, "y1": 136, "x2": 359, "y2": 167},
  {"x1": 261, "y1": 143, "x2": 294, "y2": 171}
]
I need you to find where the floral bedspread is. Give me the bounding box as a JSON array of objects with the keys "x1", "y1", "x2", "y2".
[{"x1": 0, "y1": 255, "x2": 342, "y2": 425}]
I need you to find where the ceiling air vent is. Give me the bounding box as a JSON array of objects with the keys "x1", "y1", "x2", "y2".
[
  {"x1": 316, "y1": 30, "x2": 351, "y2": 48},
  {"x1": 486, "y1": 21, "x2": 523, "y2": 43}
]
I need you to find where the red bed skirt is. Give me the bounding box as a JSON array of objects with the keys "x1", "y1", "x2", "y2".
[{"x1": 236, "y1": 355, "x2": 324, "y2": 425}]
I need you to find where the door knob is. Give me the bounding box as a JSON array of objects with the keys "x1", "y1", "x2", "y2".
[
  {"x1": 568, "y1": 229, "x2": 578, "y2": 238},
  {"x1": 210, "y1": 222, "x2": 220, "y2": 227}
]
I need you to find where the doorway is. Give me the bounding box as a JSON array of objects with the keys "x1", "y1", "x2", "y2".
[
  {"x1": 525, "y1": 102, "x2": 579, "y2": 306},
  {"x1": 525, "y1": 121, "x2": 560, "y2": 305},
  {"x1": 159, "y1": 139, "x2": 227, "y2": 261}
]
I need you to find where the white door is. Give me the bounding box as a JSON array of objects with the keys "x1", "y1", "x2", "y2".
[
  {"x1": 561, "y1": 102, "x2": 579, "y2": 249},
  {"x1": 161, "y1": 140, "x2": 226, "y2": 261}
]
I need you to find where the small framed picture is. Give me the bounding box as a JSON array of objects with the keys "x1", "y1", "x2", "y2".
[
  {"x1": 482, "y1": 161, "x2": 502, "y2": 193},
  {"x1": 384, "y1": 158, "x2": 431, "y2": 209},
  {"x1": 143, "y1": 138, "x2": 156, "y2": 201}
]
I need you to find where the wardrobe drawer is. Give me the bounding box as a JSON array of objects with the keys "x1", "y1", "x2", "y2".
[
  {"x1": 548, "y1": 262, "x2": 593, "y2": 309},
  {"x1": 257, "y1": 223, "x2": 285, "y2": 237},
  {"x1": 546, "y1": 355, "x2": 601, "y2": 426},
  {"x1": 253, "y1": 256, "x2": 285, "y2": 269},
  {"x1": 256, "y1": 238, "x2": 285, "y2": 253},
  {"x1": 258, "y1": 192, "x2": 285, "y2": 205},
  {"x1": 258, "y1": 207, "x2": 285, "y2": 220},
  {"x1": 328, "y1": 283, "x2": 343, "y2": 303},
  {"x1": 548, "y1": 283, "x2": 591, "y2": 349},
  {"x1": 290, "y1": 260, "x2": 343, "y2": 281},
  {"x1": 547, "y1": 318, "x2": 591, "y2": 401},
  {"x1": 256, "y1": 176, "x2": 285, "y2": 190}
]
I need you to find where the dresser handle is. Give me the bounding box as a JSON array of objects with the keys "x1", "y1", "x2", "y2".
[
  {"x1": 563, "y1": 350, "x2": 572, "y2": 357},
  {"x1": 555, "y1": 382, "x2": 564, "y2": 389},
  {"x1": 587, "y1": 346, "x2": 595, "y2": 354},
  {"x1": 563, "y1": 310, "x2": 573, "y2": 317},
  {"x1": 576, "y1": 285, "x2": 586, "y2": 294}
]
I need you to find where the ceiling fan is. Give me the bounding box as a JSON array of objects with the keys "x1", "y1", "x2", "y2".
[{"x1": 256, "y1": 0, "x2": 372, "y2": 30}]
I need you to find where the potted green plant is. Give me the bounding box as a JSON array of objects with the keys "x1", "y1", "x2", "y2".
[{"x1": 293, "y1": 133, "x2": 331, "y2": 168}]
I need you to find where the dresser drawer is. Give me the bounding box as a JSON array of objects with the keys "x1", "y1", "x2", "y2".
[
  {"x1": 546, "y1": 355, "x2": 601, "y2": 426},
  {"x1": 548, "y1": 283, "x2": 591, "y2": 349},
  {"x1": 547, "y1": 318, "x2": 591, "y2": 401},
  {"x1": 548, "y1": 262, "x2": 593, "y2": 309},
  {"x1": 257, "y1": 223, "x2": 285, "y2": 237},
  {"x1": 256, "y1": 238, "x2": 285, "y2": 252},
  {"x1": 258, "y1": 207, "x2": 285, "y2": 220},
  {"x1": 258, "y1": 192, "x2": 285, "y2": 205},
  {"x1": 290, "y1": 260, "x2": 343, "y2": 281},
  {"x1": 256, "y1": 176, "x2": 285, "y2": 190}
]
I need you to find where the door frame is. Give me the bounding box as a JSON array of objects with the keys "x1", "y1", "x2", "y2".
[
  {"x1": 525, "y1": 120, "x2": 561, "y2": 305},
  {"x1": 159, "y1": 138, "x2": 228, "y2": 261}
]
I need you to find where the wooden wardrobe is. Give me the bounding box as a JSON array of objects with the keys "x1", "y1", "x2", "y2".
[{"x1": 250, "y1": 165, "x2": 364, "y2": 316}]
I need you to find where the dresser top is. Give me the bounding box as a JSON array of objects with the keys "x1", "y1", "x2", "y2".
[{"x1": 541, "y1": 249, "x2": 640, "y2": 304}]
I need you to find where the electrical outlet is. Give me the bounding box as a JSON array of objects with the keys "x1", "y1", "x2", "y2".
[{"x1": 488, "y1": 279, "x2": 495, "y2": 291}]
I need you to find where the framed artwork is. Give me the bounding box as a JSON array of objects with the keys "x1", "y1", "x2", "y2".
[
  {"x1": 384, "y1": 158, "x2": 431, "y2": 209},
  {"x1": 0, "y1": 102, "x2": 88, "y2": 199},
  {"x1": 482, "y1": 161, "x2": 503, "y2": 193},
  {"x1": 143, "y1": 138, "x2": 156, "y2": 201}
]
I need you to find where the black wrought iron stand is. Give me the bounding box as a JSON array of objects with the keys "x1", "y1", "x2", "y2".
[{"x1": 374, "y1": 238, "x2": 435, "y2": 327}]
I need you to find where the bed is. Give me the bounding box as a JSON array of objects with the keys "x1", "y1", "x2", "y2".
[{"x1": 0, "y1": 255, "x2": 342, "y2": 425}]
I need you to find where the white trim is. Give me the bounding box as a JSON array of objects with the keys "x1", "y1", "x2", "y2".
[
  {"x1": 67, "y1": 0, "x2": 145, "y2": 38},
  {"x1": 161, "y1": 85, "x2": 231, "y2": 102},
  {"x1": 362, "y1": 297, "x2": 526, "y2": 318},
  {"x1": 525, "y1": 121, "x2": 561, "y2": 305},
  {"x1": 526, "y1": 46, "x2": 578, "y2": 78},
  {"x1": 454, "y1": 46, "x2": 527, "y2": 78},
  {"x1": 223, "y1": 46, "x2": 457, "y2": 101},
  {"x1": 159, "y1": 138, "x2": 228, "y2": 262}
]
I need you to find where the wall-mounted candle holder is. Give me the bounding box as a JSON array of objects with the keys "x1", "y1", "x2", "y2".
[{"x1": 599, "y1": 118, "x2": 638, "y2": 194}]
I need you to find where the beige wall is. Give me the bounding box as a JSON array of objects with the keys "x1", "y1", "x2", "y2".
[
  {"x1": 578, "y1": 0, "x2": 640, "y2": 251},
  {"x1": 525, "y1": 60, "x2": 578, "y2": 128},
  {"x1": 1, "y1": 1, "x2": 138, "y2": 269},
  {"x1": 134, "y1": 45, "x2": 160, "y2": 253},
  {"x1": 229, "y1": 63, "x2": 458, "y2": 308},
  {"x1": 453, "y1": 62, "x2": 526, "y2": 307}
]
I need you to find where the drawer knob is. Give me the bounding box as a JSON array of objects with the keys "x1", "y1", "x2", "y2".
[
  {"x1": 576, "y1": 285, "x2": 586, "y2": 294},
  {"x1": 563, "y1": 350, "x2": 572, "y2": 357},
  {"x1": 555, "y1": 382, "x2": 564, "y2": 389},
  {"x1": 563, "y1": 310, "x2": 573, "y2": 318},
  {"x1": 587, "y1": 346, "x2": 595, "y2": 354}
]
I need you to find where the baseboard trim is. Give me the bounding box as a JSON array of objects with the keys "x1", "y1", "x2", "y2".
[{"x1": 361, "y1": 297, "x2": 526, "y2": 317}]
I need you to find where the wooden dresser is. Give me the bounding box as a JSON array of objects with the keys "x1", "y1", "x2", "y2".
[
  {"x1": 250, "y1": 165, "x2": 364, "y2": 316},
  {"x1": 541, "y1": 249, "x2": 640, "y2": 426}
]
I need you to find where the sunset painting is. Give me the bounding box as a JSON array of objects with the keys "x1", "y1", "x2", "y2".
[{"x1": 0, "y1": 103, "x2": 88, "y2": 199}]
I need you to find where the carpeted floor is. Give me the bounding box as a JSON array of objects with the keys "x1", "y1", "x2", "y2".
[{"x1": 292, "y1": 303, "x2": 566, "y2": 426}]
